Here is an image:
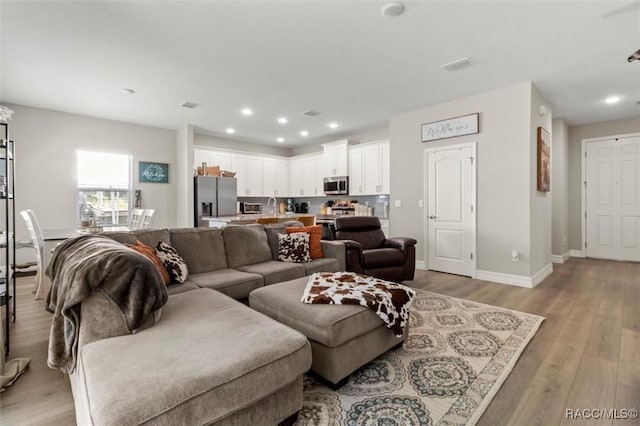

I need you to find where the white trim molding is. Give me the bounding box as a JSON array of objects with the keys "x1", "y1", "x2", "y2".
[
  {"x1": 570, "y1": 249, "x2": 585, "y2": 258},
  {"x1": 476, "y1": 263, "x2": 553, "y2": 288},
  {"x1": 551, "y1": 252, "x2": 571, "y2": 264},
  {"x1": 415, "y1": 260, "x2": 426, "y2": 270}
]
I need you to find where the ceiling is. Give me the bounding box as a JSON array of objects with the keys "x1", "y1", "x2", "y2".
[{"x1": 1, "y1": 1, "x2": 639, "y2": 147}]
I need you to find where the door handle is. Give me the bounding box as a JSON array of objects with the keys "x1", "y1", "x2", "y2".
[{"x1": 429, "y1": 215, "x2": 438, "y2": 219}]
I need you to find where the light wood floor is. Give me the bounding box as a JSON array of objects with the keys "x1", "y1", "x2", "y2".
[{"x1": 1, "y1": 258, "x2": 639, "y2": 425}]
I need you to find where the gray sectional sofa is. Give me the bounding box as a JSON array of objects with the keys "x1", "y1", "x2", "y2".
[{"x1": 67, "y1": 222, "x2": 346, "y2": 425}]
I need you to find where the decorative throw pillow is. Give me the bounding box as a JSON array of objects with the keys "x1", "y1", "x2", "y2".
[
  {"x1": 126, "y1": 240, "x2": 171, "y2": 285},
  {"x1": 286, "y1": 225, "x2": 324, "y2": 259},
  {"x1": 278, "y1": 232, "x2": 311, "y2": 263},
  {"x1": 155, "y1": 241, "x2": 189, "y2": 283}
]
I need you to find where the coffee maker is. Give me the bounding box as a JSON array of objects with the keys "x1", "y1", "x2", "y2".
[{"x1": 294, "y1": 202, "x2": 309, "y2": 213}]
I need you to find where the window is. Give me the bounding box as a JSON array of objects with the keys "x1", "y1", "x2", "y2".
[{"x1": 77, "y1": 151, "x2": 131, "y2": 226}]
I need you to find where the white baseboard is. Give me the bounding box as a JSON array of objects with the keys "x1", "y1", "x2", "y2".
[
  {"x1": 531, "y1": 263, "x2": 553, "y2": 287},
  {"x1": 415, "y1": 260, "x2": 426, "y2": 270},
  {"x1": 476, "y1": 263, "x2": 553, "y2": 288},
  {"x1": 476, "y1": 270, "x2": 535, "y2": 288},
  {"x1": 570, "y1": 249, "x2": 585, "y2": 258},
  {"x1": 551, "y1": 251, "x2": 571, "y2": 264}
]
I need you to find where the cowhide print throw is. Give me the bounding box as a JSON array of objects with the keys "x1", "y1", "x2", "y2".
[{"x1": 301, "y1": 272, "x2": 416, "y2": 336}]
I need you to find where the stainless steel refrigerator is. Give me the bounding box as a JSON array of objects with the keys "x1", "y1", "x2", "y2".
[{"x1": 194, "y1": 176, "x2": 237, "y2": 226}]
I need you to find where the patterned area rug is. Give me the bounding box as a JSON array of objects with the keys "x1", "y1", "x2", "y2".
[{"x1": 295, "y1": 290, "x2": 544, "y2": 426}]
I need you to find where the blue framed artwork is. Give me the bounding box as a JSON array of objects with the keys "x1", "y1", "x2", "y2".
[{"x1": 139, "y1": 161, "x2": 169, "y2": 183}]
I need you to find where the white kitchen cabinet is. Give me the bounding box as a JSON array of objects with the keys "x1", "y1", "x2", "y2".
[
  {"x1": 348, "y1": 140, "x2": 390, "y2": 195},
  {"x1": 349, "y1": 147, "x2": 364, "y2": 195},
  {"x1": 232, "y1": 154, "x2": 263, "y2": 196},
  {"x1": 263, "y1": 157, "x2": 288, "y2": 197},
  {"x1": 302, "y1": 156, "x2": 318, "y2": 196},
  {"x1": 288, "y1": 158, "x2": 303, "y2": 196},
  {"x1": 314, "y1": 155, "x2": 325, "y2": 196},
  {"x1": 322, "y1": 140, "x2": 349, "y2": 177},
  {"x1": 193, "y1": 148, "x2": 232, "y2": 171}
]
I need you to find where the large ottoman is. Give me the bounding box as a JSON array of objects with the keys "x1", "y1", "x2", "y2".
[{"x1": 249, "y1": 276, "x2": 406, "y2": 388}]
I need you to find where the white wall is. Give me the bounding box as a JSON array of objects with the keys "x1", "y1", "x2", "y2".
[
  {"x1": 194, "y1": 133, "x2": 291, "y2": 157},
  {"x1": 6, "y1": 104, "x2": 178, "y2": 246},
  {"x1": 176, "y1": 125, "x2": 194, "y2": 227},
  {"x1": 389, "y1": 82, "x2": 544, "y2": 279},
  {"x1": 568, "y1": 116, "x2": 640, "y2": 250},
  {"x1": 290, "y1": 126, "x2": 390, "y2": 156},
  {"x1": 551, "y1": 118, "x2": 569, "y2": 258},
  {"x1": 529, "y1": 85, "x2": 552, "y2": 274}
]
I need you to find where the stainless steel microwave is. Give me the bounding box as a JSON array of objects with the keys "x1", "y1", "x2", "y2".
[{"x1": 323, "y1": 176, "x2": 349, "y2": 195}]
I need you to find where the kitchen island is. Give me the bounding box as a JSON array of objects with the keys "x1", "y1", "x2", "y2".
[{"x1": 202, "y1": 213, "x2": 315, "y2": 228}]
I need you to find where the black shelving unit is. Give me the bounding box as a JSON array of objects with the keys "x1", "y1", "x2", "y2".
[{"x1": 1, "y1": 121, "x2": 16, "y2": 356}]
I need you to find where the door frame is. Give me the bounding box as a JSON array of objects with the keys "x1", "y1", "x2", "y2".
[
  {"x1": 581, "y1": 132, "x2": 640, "y2": 258},
  {"x1": 423, "y1": 141, "x2": 477, "y2": 278}
]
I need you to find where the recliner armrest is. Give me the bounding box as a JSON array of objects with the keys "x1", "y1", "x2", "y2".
[
  {"x1": 339, "y1": 239, "x2": 364, "y2": 251},
  {"x1": 382, "y1": 237, "x2": 417, "y2": 252}
]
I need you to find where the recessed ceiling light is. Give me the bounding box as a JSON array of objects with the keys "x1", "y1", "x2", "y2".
[
  {"x1": 277, "y1": 137, "x2": 285, "y2": 143},
  {"x1": 327, "y1": 122, "x2": 339, "y2": 129},
  {"x1": 241, "y1": 108, "x2": 253, "y2": 116},
  {"x1": 277, "y1": 117, "x2": 288, "y2": 124},
  {"x1": 121, "y1": 88, "x2": 135, "y2": 94},
  {"x1": 226, "y1": 128, "x2": 235, "y2": 134},
  {"x1": 300, "y1": 130, "x2": 309, "y2": 137},
  {"x1": 604, "y1": 95, "x2": 622, "y2": 104},
  {"x1": 381, "y1": 2, "x2": 405, "y2": 17}
]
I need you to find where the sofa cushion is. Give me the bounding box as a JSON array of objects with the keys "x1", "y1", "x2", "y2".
[
  {"x1": 78, "y1": 289, "x2": 311, "y2": 426},
  {"x1": 101, "y1": 231, "x2": 137, "y2": 246},
  {"x1": 223, "y1": 224, "x2": 272, "y2": 268},
  {"x1": 187, "y1": 269, "x2": 264, "y2": 299},
  {"x1": 278, "y1": 232, "x2": 311, "y2": 263},
  {"x1": 156, "y1": 241, "x2": 189, "y2": 283},
  {"x1": 169, "y1": 228, "x2": 228, "y2": 274},
  {"x1": 131, "y1": 229, "x2": 171, "y2": 248},
  {"x1": 286, "y1": 225, "x2": 324, "y2": 259},
  {"x1": 249, "y1": 277, "x2": 384, "y2": 348},
  {"x1": 265, "y1": 221, "x2": 303, "y2": 260},
  {"x1": 362, "y1": 248, "x2": 405, "y2": 268},
  {"x1": 237, "y1": 261, "x2": 306, "y2": 285},
  {"x1": 301, "y1": 258, "x2": 341, "y2": 275},
  {"x1": 166, "y1": 281, "x2": 199, "y2": 296},
  {"x1": 126, "y1": 240, "x2": 171, "y2": 285}
]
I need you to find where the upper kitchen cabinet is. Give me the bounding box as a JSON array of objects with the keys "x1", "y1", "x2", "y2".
[
  {"x1": 348, "y1": 140, "x2": 390, "y2": 195},
  {"x1": 289, "y1": 153, "x2": 324, "y2": 197},
  {"x1": 193, "y1": 147, "x2": 232, "y2": 171},
  {"x1": 322, "y1": 139, "x2": 349, "y2": 177},
  {"x1": 262, "y1": 156, "x2": 288, "y2": 197},
  {"x1": 232, "y1": 154, "x2": 263, "y2": 196}
]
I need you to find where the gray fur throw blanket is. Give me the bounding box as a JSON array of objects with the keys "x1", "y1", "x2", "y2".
[
  {"x1": 45, "y1": 235, "x2": 168, "y2": 373},
  {"x1": 302, "y1": 272, "x2": 416, "y2": 336}
]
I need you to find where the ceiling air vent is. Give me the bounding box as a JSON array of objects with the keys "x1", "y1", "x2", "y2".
[
  {"x1": 302, "y1": 110, "x2": 320, "y2": 117},
  {"x1": 442, "y1": 57, "x2": 471, "y2": 71},
  {"x1": 180, "y1": 101, "x2": 199, "y2": 109}
]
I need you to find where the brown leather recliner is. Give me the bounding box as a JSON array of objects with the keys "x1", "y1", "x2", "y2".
[{"x1": 332, "y1": 216, "x2": 417, "y2": 282}]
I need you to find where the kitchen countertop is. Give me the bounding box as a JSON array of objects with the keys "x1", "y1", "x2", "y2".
[{"x1": 203, "y1": 213, "x2": 314, "y2": 223}]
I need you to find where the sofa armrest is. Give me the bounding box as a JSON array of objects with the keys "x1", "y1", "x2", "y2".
[
  {"x1": 320, "y1": 240, "x2": 346, "y2": 271},
  {"x1": 382, "y1": 237, "x2": 417, "y2": 253}
]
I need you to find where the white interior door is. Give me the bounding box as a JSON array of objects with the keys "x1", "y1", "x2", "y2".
[
  {"x1": 586, "y1": 137, "x2": 640, "y2": 261},
  {"x1": 427, "y1": 145, "x2": 475, "y2": 276}
]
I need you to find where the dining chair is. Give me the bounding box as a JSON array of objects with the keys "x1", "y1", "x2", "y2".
[
  {"x1": 128, "y1": 208, "x2": 145, "y2": 230},
  {"x1": 19, "y1": 209, "x2": 47, "y2": 300},
  {"x1": 141, "y1": 209, "x2": 156, "y2": 229}
]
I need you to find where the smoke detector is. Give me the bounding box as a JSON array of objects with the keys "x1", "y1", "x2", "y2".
[
  {"x1": 180, "y1": 101, "x2": 199, "y2": 109},
  {"x1": 381, "y1": 2, "x2": 405, "y2": 17},
  {"x1": 442, "y1": 57, "x2": 472, "y2": 71}
]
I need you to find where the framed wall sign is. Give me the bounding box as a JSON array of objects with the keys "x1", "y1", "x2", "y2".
[
  {"x1": 421, "y1": 113, "x2": 479, "y2": 142},
  {"x1": 139, "y1": 161, "x2": 169, "y2": 183},
  {"x1": 537, "y1": 127, "x2": 550, "y2": 191}
]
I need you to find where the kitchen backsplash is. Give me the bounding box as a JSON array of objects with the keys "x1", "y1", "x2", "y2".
[{"x1": 238, "y1": 194, "x2": 390, "y2": 218}]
